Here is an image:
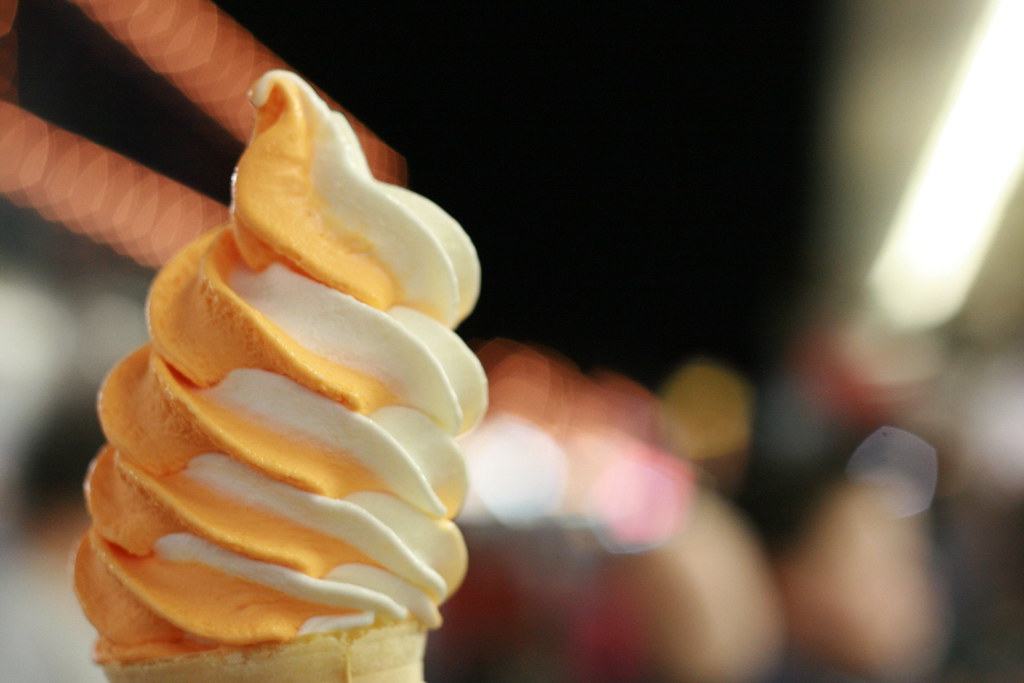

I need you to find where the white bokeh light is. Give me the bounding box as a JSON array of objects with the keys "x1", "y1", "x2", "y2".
[{"x1": 459, "y1": 413, "x2": 568, "y2": 525}]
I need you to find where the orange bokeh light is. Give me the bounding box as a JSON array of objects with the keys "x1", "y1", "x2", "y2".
[
  {"x1": 465, "y1": 339, "x2": 695, "y2": 545},
  {"x1": 6, "y1": 0, "x2": 409, "y2": 266},
  {"x1": 0, "y1": 102, "x2": 229, "y2": 266},
  {"x1": 0, "y1": 0, "x2": 15, "y2": 102},
  {"x1": 67, "y1": 0, "x2": 406, "y2": 186}
]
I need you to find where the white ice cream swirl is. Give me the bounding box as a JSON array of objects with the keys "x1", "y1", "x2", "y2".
[{"x1": 76, "y1": 70, "x2": 486, "y2": 654}]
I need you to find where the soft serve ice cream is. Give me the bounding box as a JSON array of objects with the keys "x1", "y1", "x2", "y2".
[{"x1": 74, "y1": 70, "x2": 486, "y2": 665}]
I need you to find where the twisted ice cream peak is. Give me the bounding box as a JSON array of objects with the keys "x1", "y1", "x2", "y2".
[{"x1": 74, "y1": 70, "x2": 486, "y2": 663}]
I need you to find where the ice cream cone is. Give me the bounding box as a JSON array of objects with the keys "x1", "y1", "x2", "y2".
[
  {"x1": 75, "y1": 70, "x2": 482, "y2": 681},
  {"x1": 102, "y1": 620, "x2": 427, "y2": 683}
]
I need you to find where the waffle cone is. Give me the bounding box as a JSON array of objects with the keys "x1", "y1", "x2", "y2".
[{"x1": 102, "y1": 621, "x2": 427, "y2": 683}]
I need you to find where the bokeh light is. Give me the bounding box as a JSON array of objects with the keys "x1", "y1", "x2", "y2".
[
  {"x1": 867, "y1": 0, "x2": 1024, "y2": 331},
  {"x1": 0, "y1": 101, "x2": 228, "y2": 266},
  {"x1": 0, "y1": 0, "x2": 14, "y2": 102},
  {"x1": 659, "y1": 358, "x2": 754, "y2": 462},
  {"x1": 462, "y1": 339, "x2": 695, "y2": 551},
  {"x1": 845, "y1": 426, "x2": 937, "y2": 518},
  {"x1": 67, "y1": 0, "x2": 406, "y2": 186},
  {"x1": 460, "y1": 414, "x2": 568, "y2": 525}
]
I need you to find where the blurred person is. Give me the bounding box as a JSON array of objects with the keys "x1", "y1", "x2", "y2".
[
  {"x1": 0, "y1": 217, "x2": 149, "y2": 681},
  {"x1": 450, "y1": 340, "x2": 787, "y2": 681},
  {"x1": 770, "y1": 477, "x2": 948, "y2": 681},
  {"x1": 604, "y1": 489, "x2": 786, "y2": 683},
  {"x1": 0, "y1": 266, "x2": 106, "y2": 682},
  {"x1": 737, "y1": 357, "x2": 950, "y2": 680},
  {"x1": 0, "y1": 488, "x2": 104, "y2": 683}
]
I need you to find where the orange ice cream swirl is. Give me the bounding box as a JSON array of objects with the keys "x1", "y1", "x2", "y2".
[{"x1": 73, "y1": 71, "x2": 486, "y2": 664}]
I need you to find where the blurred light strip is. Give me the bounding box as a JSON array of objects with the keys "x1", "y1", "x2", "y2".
[
  {"x1": 0, "y1": 0, "x2": 15, "y2": 102},
  {"x1": 0, "y1": 101, "x2": 228, "y2": 266},
  {"x1": 867, "y1": 0, "x2": 1024, "y2": 331},
  {"x1": 64, "y1": 0, "x2": 407, "y2": 186}
]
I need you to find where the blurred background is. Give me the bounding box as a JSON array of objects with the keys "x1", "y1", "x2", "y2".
[{"x1": 3, "y1": 0, "x2": 1024, "y2": 680}]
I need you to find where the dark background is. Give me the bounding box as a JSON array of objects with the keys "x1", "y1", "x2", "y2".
[{"x1": 15, "y1": 0, "x2": 824, "y2": 389}]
